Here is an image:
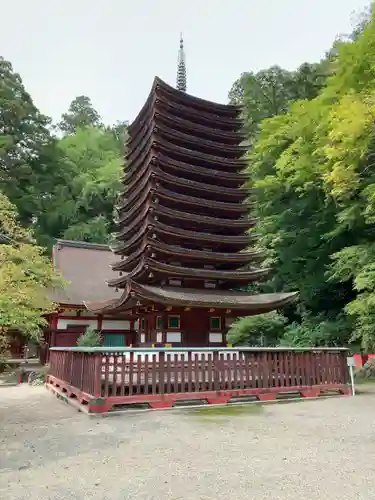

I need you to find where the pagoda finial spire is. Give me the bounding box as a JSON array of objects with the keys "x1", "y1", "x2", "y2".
[{"x1": 176, "y1": 33, "x2": 187, "y2": 92}]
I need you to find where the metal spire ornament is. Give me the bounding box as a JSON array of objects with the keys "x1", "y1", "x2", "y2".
[{"x1": 176, "y1": 33, "x2": 187, "y2": 92}]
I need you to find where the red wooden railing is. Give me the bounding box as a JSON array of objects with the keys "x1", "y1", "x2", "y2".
[{"x1": 47, "y1": 347, "x2": 350, "y2": 413}]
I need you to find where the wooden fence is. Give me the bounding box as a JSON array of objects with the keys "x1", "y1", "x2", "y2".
[{"x1": 46, "y1": 347, "x2": 350, "y2": 413}]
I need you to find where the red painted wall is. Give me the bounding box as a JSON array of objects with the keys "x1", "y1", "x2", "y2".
[
  {"x1": 140, "y1": 309, "x2": 227, "y2": 347},
  {"x1": 354, "y1": 354, "x2": 375, "y2": 368}
]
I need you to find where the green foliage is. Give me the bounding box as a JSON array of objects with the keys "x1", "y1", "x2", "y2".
[
  {"x1": 237, "y1": 4, "x2": 375, "y2": 350},
  {"x1": 0, "y1": 193, "x2": 64, "y2": 358},
  {"x1": 55, "y1": 126, "x2": 122, "y2": 242},
  {"x1": 77, "y1": 327, "x2": 102, "y2": 347},
  {"x1": 0, "y1": 335, "x2": 10, "y2": 365},
  {"x1": 228, "y1": 312, "x2": 287, "y2": 346},
  {"x1": 57, "y1": 95, "x2": 102, "y2": 135},
  {"x1": 34, "y1": 124, "x2": 123, "y2": 247},
  {"x1": 0, "y1": 58, "x2": 124, "y2": 248},
  {"x1": 280, "y1": 314, "x2": 352, "y2": 347},
  {"x1": 0, "y1": 57, "x2": 60, "y2": 226},
  {"x1": 228, "y1": 63, "x2": 328, "y2": 142}
]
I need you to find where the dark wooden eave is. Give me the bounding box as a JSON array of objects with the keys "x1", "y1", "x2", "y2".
[
  {"x1": 155, "y1": 91, "x2": 243, "y2": 131},
  {"x1": 155, "y1": 78, "x2": 242, "y2": 116},
  {"x1": 128, "y1": 77, "x2": 243, "y2": 137},
  {"x1": 126, "y1": 130, "x2": 247, "y2": 176},
  {"x1": 85, "y1": 281, "x2": 298, "y2": 315},
  {"x1": 117, "y1": 183, "x2": 252, "y2": 217},
  {"x1": 155, "y1": 121, "x2": 247, "y2": 158},
  {"x1": 122, "y1": 154, "x2": 249, "y2": 188},
  {"x1": 107, "y1": 258, "x2": 269, "y2": 288},
  {"x1": 127, "y1": 110, "x2": 247, "y2": 159},
  {"x1": 155, "y1": 105, "x2": 247, "y2": 144},
  {"x1": 112, "y1": 220, "x2": 255, "y2": 255},
  {"x1": 111, "y1": 239, "x2": 264, "y2": 272},
  {"x1": 120, "y1": 166, "x2": 250, "y2": 202},
  {"x1": 116, "y1": 203, "x2": 257, "y2": 238},
  {"x1": 153, "y1": 135, "x2": 248, "y2": 171},
  {"x1": 117, "y1": 173, "x2": 250, "y2": 213}
]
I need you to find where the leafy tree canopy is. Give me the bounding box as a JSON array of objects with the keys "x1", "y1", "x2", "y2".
[
  {"x1": 0, "y1": 193, "x2": 63, "y2": 358},
  {"x1": 228, "y1": 62, "x2": 328, "y2": 142},
  {"x1": 57, "y1": 95, "x2": 102, "y2": 135},
  {"x1": 0, "y1": 57, "x2": 60, "y2": 226},
  {"x1": 236, "y1": 3, "x2": 375, "y2": 350}
]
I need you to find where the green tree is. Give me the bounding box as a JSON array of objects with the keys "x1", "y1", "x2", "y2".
[
  {"x1": 0, "y1": 57, "x2": 58, "y2": 226},
  {"x1": 241, "y1": 3, "x2": 375, "y2": 349},
  {"x1": 228, "y1": 312, "x2": 287, "y2": 347},
  {"x1": 57, "y1": 95, "x2": 102, "y2": 135},
  {"x1": 248, "y1": 99, "x2": 355, "y2": 320},
  {"x1": 0, "y1": 192, "x2": 63, "y2": 360},
  {"x1": 228, "y1": 63, "x2": 328, "y2": 142},
  {"x1": 36, "y1": 126, "x2": 123, "y2": 246},
  {"x1": 321, "y1": 8, "x2": 375, "y2": 350}
]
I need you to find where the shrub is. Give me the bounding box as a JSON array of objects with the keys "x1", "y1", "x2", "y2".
[
  {"x1": 279, "y1": 313, "x2": 352, "y2": 347},
  {"x1": 77, "y1": 327, "x2": 102, "y2": 347},
  {"x1": 228, "y1": 312, "x2": 287, "y2": 346}
]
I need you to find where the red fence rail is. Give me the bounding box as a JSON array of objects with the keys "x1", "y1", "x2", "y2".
[{"x1": 47, "y1": 347, "x2": 350, "y2": 413}]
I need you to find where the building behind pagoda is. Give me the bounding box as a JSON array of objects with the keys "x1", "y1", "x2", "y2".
[{"x1": 85, "y1": 76, "x2": 297, "y2": 347}]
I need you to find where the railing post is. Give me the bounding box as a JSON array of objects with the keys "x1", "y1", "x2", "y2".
[
  {"x1": 213, "y1": 351, "x2": 220, "y2": 392},
  {"x1": 159, "y1": 351, "x2": 165, "y2": 394},
  {"x1": 93, "y1": 353, "x2": 102, "y2": 398},
  {"x1": 79, "y1": 353, "x2": 85, "y2": 391}
]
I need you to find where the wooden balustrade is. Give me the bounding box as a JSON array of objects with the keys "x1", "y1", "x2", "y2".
[{"x1": 47, "y1": 347, "x2": 350, "y2": 413}]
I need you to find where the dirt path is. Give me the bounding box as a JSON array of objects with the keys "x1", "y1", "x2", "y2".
[{"x1": 1, "y1": 385, "x2": 375, "y2": 499}]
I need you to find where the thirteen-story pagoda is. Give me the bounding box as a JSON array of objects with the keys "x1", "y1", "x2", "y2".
[{"x1": 86, "y1": 37, "x2": 297, "y2": 346}]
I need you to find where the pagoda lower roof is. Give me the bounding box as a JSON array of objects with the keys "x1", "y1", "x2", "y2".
[{"x1": 85, "y1": 281, "x2": 298, "y2": 315}]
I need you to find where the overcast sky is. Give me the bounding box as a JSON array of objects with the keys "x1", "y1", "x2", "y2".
[{"x1": 1, "y1": 0, "x2": 370, "y2": 125}]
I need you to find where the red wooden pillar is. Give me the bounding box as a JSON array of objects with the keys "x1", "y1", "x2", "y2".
[
  {"x1": 162, "y1": 311, "x2": 168, "y2": 344},
  {"x1": 50, "y1": 330, "x2": 56, "y2": 348},
  {"x1": 51, "y1": 313, "x2": 58, "y2": 330},
  {"x1": 97, "y1": 314, "x2": 103, "y2": 331},
  {"x1": 49, "y1": 313, "x2": 58, "y2": 353}
]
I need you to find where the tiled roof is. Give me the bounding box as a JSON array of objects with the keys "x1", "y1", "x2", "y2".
[{"x1": 50, "y1": 239, "x2": 119, "y2": 305}]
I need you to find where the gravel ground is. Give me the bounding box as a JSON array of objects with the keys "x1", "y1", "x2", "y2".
[{"x1": 1, "y1": 385, "x2": 375, "y2": 500}]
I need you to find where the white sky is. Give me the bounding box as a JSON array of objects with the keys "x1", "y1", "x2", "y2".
[{"x1": 1, "y1": 0, "x2": 370, "y2": 125}]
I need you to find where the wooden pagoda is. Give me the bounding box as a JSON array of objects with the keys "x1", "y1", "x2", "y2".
[{"x1": 86, "y1": 72, "x2": 297, "y2": 346}]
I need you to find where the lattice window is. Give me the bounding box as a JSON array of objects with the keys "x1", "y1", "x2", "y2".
[
  {"x1": 209, "y1": 317, "x2": 221, "y2": 330},
  {"x1": 156, "y1": 316, "x2": 163, "y2": 329},
  {"x1": 168, "y1": 316, "x2": 180, "y2": 329}
]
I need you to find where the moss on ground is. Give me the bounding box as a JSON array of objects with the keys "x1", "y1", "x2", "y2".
[{"x1": 184, "y1": 403, "x2": 264, "y2": 423}]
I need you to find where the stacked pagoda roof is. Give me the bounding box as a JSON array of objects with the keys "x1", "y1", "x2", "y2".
[{"x1": 86, "y1": 77, "x2": 297, "y2": 315}]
